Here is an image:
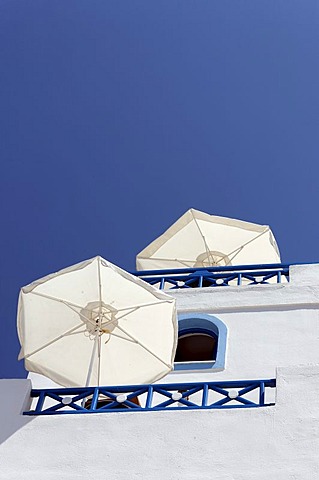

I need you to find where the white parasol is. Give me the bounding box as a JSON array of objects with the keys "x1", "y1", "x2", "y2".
[
  {"x1": 136, "y1": 209, "x2": 280, "y2": 270},
  {"x1": 17, "y1": 256, "x2": 177, "y2": 387}
]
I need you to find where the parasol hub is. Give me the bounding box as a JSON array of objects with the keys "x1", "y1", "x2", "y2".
[
  {"x1": 80, "y1": 301, "x2": 118, "y2": 336},
  {"x1": 194, "y1": 251, "x2": 232, "y2": 267}
]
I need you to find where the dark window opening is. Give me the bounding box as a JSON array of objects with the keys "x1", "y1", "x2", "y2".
[{"x1": 174, "y1": 330, "x2": 217, "y2": 363}]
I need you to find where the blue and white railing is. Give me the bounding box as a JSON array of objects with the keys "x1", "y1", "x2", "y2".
[
  {"x1": 132, "y1": 263, "x2": 290, "y2": 290},
  {"x1": 24, "y1": 379, "x2": 276, "y2": 415}
]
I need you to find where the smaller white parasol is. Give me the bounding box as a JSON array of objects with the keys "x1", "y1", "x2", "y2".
[{"x1": 136, "y1": 209, "x2": 280, "y2": 270}]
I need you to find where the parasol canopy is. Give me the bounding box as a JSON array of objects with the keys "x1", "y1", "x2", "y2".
[
  {"x1": 136, "y1": 209, "x2": 280, "y2": 270},
  {"x1": 18, "y1": 256, "x2": 177, "y2": 387}
]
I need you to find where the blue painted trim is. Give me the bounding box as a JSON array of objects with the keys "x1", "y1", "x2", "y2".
[
  {"x1": 24, "y1": 379, "x2": 276, "y2": 416},
  {"x1": 174, "y1": 314, "x2": 227, "y2": 372},
  {"x1": 178, "y1": 327, "x2": 218, "y2": 340}
]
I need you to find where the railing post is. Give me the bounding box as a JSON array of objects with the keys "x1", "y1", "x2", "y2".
[
  {"x1": 202, "y1": 384, "x2": 209, "y2": 407},
  {"x1": 34, "y1": 391, "x2": 46, "y2": 413},
  {"x1": 259, "y1": 382, "x2": 265, "y2": 406},
  {"x1": 145, "y1": 386, "x2": 153, "y2": 408},
  {"x1": 90, "y1": 387, "x2": 99, "y2": 411}
]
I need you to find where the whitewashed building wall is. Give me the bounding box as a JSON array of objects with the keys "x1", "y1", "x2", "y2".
[{"x1": 1, "y1": 264, "x2": 319, "y2": 479}]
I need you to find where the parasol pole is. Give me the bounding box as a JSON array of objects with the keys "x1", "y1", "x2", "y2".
[
  {"x1": 82, "y1": 334, "x2": 99, "y2": 407},
  {"x1": 85, "y1": 334, "x2": 99, "y2": 387}
]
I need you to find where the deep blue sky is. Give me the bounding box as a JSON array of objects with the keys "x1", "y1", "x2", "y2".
[{"x1": 0, "y1": 0, "x2": 318, "y2": 378}]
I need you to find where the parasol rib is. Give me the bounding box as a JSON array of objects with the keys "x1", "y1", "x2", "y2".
[
  {"x1": 114, "y1": 299, "x2": 173, "y2": 315},
  {"x1": 27, "y1": 291, "x2": 85, "y2": 311},
  {"x1": 116, "y1": 324, "x2": 172, "y2": 369},
  {"x1": 106, "y1": 331, "x2": 136, "y2": 343},
  {"x1": 218, "y1": 228, "x2": 269, "y2": 265},
  {"x1": 64, "y1": 328, "x2": 87, "y2": 337},
  {"x1": 191, "y1": 210, "x2": 215, "y2": 265},
  {"x1": 28, "y1": 291, "x2": 110, "y2": 328},
  {"x1": 28, "y1": 292, "x2": 95, "y2": 324},
  {"x1": 137, "y1": 256, "x2": 201, "y2": 267},
  {"x1": 114, "y1": 300, "x2": 174, "y2": 324},
  {"x1": 97, "y1": 257, "x2": 103, "y2": 327},
  {"x1": 23, "y1": 322, "x2": 86, "y2": 360}
]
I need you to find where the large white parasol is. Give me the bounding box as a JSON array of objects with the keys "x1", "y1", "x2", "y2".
[
  {"x1": 17, "y1": 256, "x2": 177, "y2": 387},
  {"x1": 136, "y1": 209, "x2": 280, "y2": 270}
]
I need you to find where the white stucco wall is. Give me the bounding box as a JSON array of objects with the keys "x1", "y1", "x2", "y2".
[
  {"x1": 27, "y1": 263, "x2": 319, "y2": 388},
  {"x1": 164, "y1": 264, "x2": 319, "y2": 384},
  {"x1": 2, "y1": 264, "x2": 319, "y2": 478},
  {"x1": 1, "y1": 365, "x2": 319, "y2": 479}
]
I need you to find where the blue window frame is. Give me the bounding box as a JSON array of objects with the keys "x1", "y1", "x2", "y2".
[{"x1": 174, "y1": 313, "x2": 227, "y2": 371}]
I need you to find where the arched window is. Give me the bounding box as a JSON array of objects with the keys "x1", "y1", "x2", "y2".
[
  {"x1": 175, "y1": 329, "x2": 217, "y2": 362},
  {"x1": 174, "y1": 314, "x2": 227, "y2": 371}
]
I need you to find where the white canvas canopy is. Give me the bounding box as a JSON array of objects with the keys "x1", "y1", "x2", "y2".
[
  {"x1": 17, "y1": 256, "x2": 177, "y2": 387},
  {"x1": 136, "y1": 209, "x2": 280, "y2": 270}
]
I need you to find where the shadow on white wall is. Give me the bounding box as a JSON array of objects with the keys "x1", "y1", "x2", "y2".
[{"x1": 0, "y1": 379, "x2": 35, "y2": 445}]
